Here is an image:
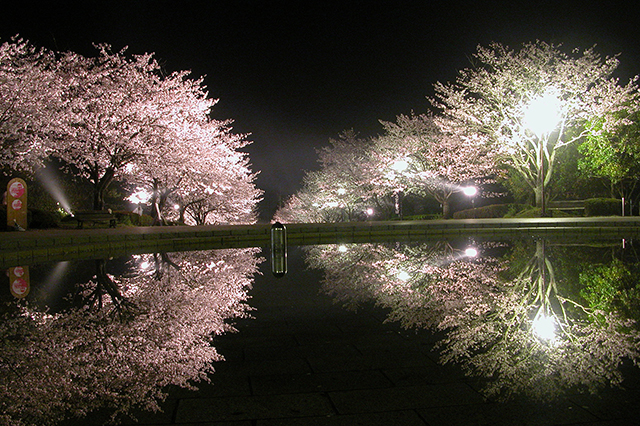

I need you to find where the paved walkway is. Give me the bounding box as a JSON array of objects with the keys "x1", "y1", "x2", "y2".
[
  {"x1": 58, "y1": 246, "x2": 640, "y2": 426},
  {"x1": 4, "y1": 217, "x2": 640, "y2": 268}
]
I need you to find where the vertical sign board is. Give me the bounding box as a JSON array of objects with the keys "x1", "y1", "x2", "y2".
[
  {"x1": 9, "y1": 266, "x2": 30, "y2": 298},
  {"x1": 7, "y1": 178, "x2": 27, "y2": 230}
]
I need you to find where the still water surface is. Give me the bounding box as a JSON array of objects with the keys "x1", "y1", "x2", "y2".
[{"x1": 2, "y1": 235, "x2": 640, "y2": 425}]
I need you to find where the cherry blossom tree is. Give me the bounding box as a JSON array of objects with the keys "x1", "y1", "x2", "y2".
[
  {"x1": 50, "y1": 45, "x2": 174, "y2": 210},
  {"x1": 0, "y1": 37, "x2": 59, "y2": 172},
  {"x1": 0, "y1": 248, "x2": 261, "y2": 426},
  {"x1": 274, "y1": 130, "x2": 377, "y2": 223},
  {"x1": 2, "y1": 38, "x2": 261, "y2": 218},
  {"x1": 132, "y1": 103, "x2": 262, "y2": 225},
  {"x1": 432, "y1": 41, "x2": 640, "y2": 209},
  {"x1": 369, "y1": 113, "x2": 497, "y2": 218}
]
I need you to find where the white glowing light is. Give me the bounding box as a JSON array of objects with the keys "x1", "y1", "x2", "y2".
[
  {"x1": 128, "y1": 190, "x2": 151, "y2": 204},
  {"x1": 397, "y1": 271, "x2": 411, "y2": 281},
  {"x1": 337, "y1": 188, "x2": 346, "y2": 195},
  {"x1": 338, "y1": 245, "x2": 348, "y2": 252},
  {"x1": 326, "y1": 201, "x2": 339, "y2": 208},
  {"x1": 366, "y1": 208, "x2": 374, "y2": 216},
  {"x1": 174, "y1": 204, "x2": 180, "y2": 210},
  {"x1": 533, "y1": 312, "x2": 557, "y2": 341},
  {"x1": 140, "y1": 261, "x2": 151, "y2": 270},
  {"x1": 391, "y1": 159, "x2": 409, "y2": 172},
  {"x1": 464, "y1": 247, "x2": 478, "y2": 257},
  {"x1": 524, "y1": 90, "x2": 563, "y2": 136},
  {"x1": 463, "y1": 186, "x2": 477, "y2": 197}
]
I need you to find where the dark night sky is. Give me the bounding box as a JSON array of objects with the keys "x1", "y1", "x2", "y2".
[{"x1": 2, "y1": 1, "x2": 640, "y2": 220}]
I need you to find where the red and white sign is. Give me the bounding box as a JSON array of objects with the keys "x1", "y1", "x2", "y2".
[
  {"x1": 11, "y1": 199, "x2": 22, "y2": 210},
  {"x1": 12, "y1": 278, "x2": 28, "y2": 295},
  {"x1": 9, "y1": 181, "x2": 25, "y2": 198}
]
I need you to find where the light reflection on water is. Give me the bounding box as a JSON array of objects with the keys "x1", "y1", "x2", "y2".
[
  {"x1": 2, "y1": 236, "x2": 640, "y2": 425},
  {"x1": 306, "y1": 238, "x2": 640, "y2": 401}
]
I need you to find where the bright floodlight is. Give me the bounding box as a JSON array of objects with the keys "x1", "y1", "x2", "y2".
[
  {"x1": 463, "y1": 186, "x2": 477, "y2": 197},
  {"x1": 524, "y1": 90, "x2": 563, "y2": 136},
  {"x1": 391, "y1": 159, "x2": 409, "y2": 172},
  {"x1": 533, "y1": 311, "x2": 557, "y2": 341}
]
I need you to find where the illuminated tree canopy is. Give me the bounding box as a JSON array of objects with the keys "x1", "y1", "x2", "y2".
[
  {"x1": 0, "y1": 37, "x2": 261, "y2": 222},
  {"x1": 432, "y1": 41, "x2": 640, "y2": 207}
]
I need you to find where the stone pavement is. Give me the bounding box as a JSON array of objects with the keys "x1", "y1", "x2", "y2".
[
  {"x1": 4, "y1": 217, "x2": 640, "y2": 268},
  {"x1": 61, "y1": 246, "x2": 640, "y2": 426}
]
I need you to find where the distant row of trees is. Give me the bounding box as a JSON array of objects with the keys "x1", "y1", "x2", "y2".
[
  {"x1": 276, "y1": 41, "x2": 640, "y2": 221},
  {"x1": 0, "y1": 37, "x2": 262, "y2": 225}
]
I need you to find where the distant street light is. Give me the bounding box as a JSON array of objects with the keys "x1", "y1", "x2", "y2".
[
  {"x1": 462, "y1": 186, "x2": 477, "y2": 197},
  {"x1": 463, "y1": 186, "x2": 477, "y2": 217},
  {"x1": 524, "y1": 89, "x2": 563, "y2": 217}
]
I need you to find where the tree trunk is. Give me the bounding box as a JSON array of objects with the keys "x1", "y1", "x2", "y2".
[
  {"x1": 442, "y1": 199, "x2": 451, "y2": 219},
  {"x1": 534, "y1": 185, "x2": 543, "y2": 209},
  {"x1": 93, "y1": 168, "x2": 114, "y2": 210}
]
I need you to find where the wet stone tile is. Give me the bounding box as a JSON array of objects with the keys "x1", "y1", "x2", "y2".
[{"x1": 175, "y1": 393, "x2": 336, "y2": 423}]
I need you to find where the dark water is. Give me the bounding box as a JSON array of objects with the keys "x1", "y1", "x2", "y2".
[{"x1": 2, "y1": 236, "x2": 640, "y2": 425}]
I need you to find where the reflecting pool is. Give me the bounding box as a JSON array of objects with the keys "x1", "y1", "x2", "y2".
[{"x1": 2, "y1": 235, "x2": 640, "y2": 425}]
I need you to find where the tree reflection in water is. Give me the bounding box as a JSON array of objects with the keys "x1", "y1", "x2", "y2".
[
  {"x1": 0, "y1": 248, "x2": 261, "y2": 426},
  {"x1": 305, "y1": 239, "x2": 640, "y2": 401}
]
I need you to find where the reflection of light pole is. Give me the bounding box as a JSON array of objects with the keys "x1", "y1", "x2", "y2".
[{"x1": 524, "y1": 90, "x2": 562, "y2": 217}]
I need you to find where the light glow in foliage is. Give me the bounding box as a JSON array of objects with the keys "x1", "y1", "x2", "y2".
[
  {"x1": 533, "y1": 310, "x2": 558, "y2": 342},
  {"x1": 397, "y1": 271, "x2": 411, "y2": 281},
  {"x1": 524, "y1": 90, "x2": 563, "y2": 137},
  {"x1": 464, "y1": 247, "x2": 478, "y2": 258}
]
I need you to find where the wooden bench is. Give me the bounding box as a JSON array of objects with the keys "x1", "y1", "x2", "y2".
[{"x1": 63, "y1": 211, "x2": 117, "y2": 229}]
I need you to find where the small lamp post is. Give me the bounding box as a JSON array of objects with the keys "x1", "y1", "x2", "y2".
[
  {"x1": 463, "y1": 186, "x2": 477, "y2": 217},
  {"x1": 390, "y1": 159, "x2": 409, "y2": 219},
  {"x1": 524, "y1": 90, "x2": 563, "y2": 217}
]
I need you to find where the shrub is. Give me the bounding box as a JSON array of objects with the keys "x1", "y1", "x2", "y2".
[
  {"x1": 0, "y1": 208, "x2": 6, "y2": 231},
  {"x1": 28, "y1": 209, "x2": 61, "y2": 229},
  {"x1": 584, "y1": 198, "x2": 621, "y2": 217},
  {"x1": 453, "y1": 203, "x2": 521, "y2": 219},
  {"x1": 114, "y1": 211, "x2": 154, "y2": 226}
]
